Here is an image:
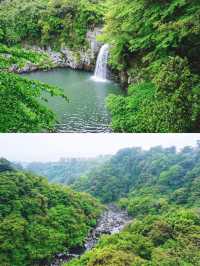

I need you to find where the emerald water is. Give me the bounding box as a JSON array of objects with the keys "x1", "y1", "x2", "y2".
[{"x1": 23, "y1": 68, "x2": 122, "y2": 132}]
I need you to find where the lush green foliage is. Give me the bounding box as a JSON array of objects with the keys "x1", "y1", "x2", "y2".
[
  {"x1": 0, "y1": 20, "x2": 68, "y2": 133},
  {"x1": 0, "y1": 166, "x2": 102, "y2": 265},
  {"x1": 0, "y1": 44, "x2": 52, "y2": 71},
  {"x1": 1, "y1": 0, "x2": 200, "y2": 132},
  {"x1": 39, "y1": 0, "x2": 104, "y2": 49},
  {"x1": 25, "y1": 156, "x2": 110, "y2": 185},
  {"x1": 66, "y1": 207, "x2": 200, "y2": 266},
  {"x1": 108, "y1": 58, "x2": 200, "y2": 132},
  {"x1": 104, "y1": 0, "x2": 200, "y2": 132},
  {"x1": 0, "y1": 24, "x2": 67, "y2": 133},
  {"x1": 0, "y1": 42, "x2": 68, "y2": 133},
  {"x1": 0, "y1": 0, "x2": 104, "y2": 132},
  {"x1": 0, "y1": 71, "x2": 67, "y2": 132},
  {"x1": 1, "y1": 143, "x2": 200, "y2": 266},
  {"x1": 73, "y1": 144, "x2": 200, "y2": 205},
  {"x1": 67, "y1": 143, "x2": 200, "y2": 266},
  {"x1": 0, "y1": 0, "x2": 104, "y2": 49}
]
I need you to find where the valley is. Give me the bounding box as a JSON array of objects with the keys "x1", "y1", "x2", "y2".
[{"x1": 1, "y1": 141, "x2": 200, "y2": 265}]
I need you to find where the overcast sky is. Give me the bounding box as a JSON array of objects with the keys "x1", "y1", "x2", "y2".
[{"x1": 0, "y1": 133, "x2": 199, "y2": 162}]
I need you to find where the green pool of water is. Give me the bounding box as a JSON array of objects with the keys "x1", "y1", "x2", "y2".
[{"x1": 23, "y1": 68, "x2": 122, "y2": 132}]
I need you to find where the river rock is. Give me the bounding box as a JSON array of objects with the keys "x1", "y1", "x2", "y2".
[
  {"x1": 84, "y1": 204, "x2": 131, "y2": 250},
  {"x1": 9, "y1": 61, "x2": 42, "y2": 74}
]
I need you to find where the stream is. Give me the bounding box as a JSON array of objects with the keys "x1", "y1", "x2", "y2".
[{"x1": 50, "y1": 204, "x2": 131, "y2": 266}]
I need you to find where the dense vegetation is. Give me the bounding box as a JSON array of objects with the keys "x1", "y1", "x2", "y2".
[
  {"x1": 0, "y1": 42, "x2": 68, "y2": 132},
  {"x1": 0, "y1": 71, "x2": 68, "y2": 132},
  {"x1": 0, "y1": 0, "x2": 103, "y2": 132},
  {"x1": 66, "y1": 207, "x2": 200, "y2": 266},
  {"x1": 0, "y1": 44, "x2": 53, "y2": 71},
  {"x1": 0, "y1": 0, "x2": 104, "y2": 49},
  {"x1": 104, "y1": 0, "x2": 200, "y2": 132},
  {"x1": 66, "y1": 144, "x2": 200, "y2": 265},
  {"x1": 1, "y1": 143, "x2": 200, "y2": 265},
  {"x1": 73, "y1": 144, "x2": 200, "y2": 204},
  {"x1": 73, "y1": 143, "x2": 200, "y2": 204},
  {"x1": 25, "y1": 156, "x2": 110, "y2": 185},
  {"x1": 1, "y1": 0, "x2": 200, "y2": 132},
  {"x1": 0, "y1": 160, "x2": 102, "y2": 265}
]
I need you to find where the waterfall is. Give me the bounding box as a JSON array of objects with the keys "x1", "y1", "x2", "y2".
[{"x1": 92, "y1": 44, "x2": 109, "y2": 82}]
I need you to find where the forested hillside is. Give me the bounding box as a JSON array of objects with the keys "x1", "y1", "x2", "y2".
[
  {"x1": 67, "y1": 144, "x2": 200, "y2": 265},
  {"x1": 0, "y1": 159, "x2": 102, "y2": 265},
  {"x1": 72, "y1": 144, "x2": 200, "y2": 204},
  {"x1": 105, "y1": 0, "x2": 200, "y2": 132},
  {"x1": 67, "y1": 206, "x2": 200, "y2": 266},
  {"x1": 25, "y1": 156, "x2": 109, "y2": 184},
  {"x1": 1, "y1": 142, "x2": 200, "y2": 265},
  {"x1": 0, "y1": 0, "x2": 200, "y2": 132}
]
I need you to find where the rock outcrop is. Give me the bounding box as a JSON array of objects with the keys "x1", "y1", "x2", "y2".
[
  {"x1": 48, "y1": 27, "x2": 102, "y2": 71},
  {"x1": 11, "y1": 27, "x2": 103, "y2": 74}
]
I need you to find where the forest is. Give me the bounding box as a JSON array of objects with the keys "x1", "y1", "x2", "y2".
[
  {"x1": 1, "y1": 142, "x2": 200, "y2": 265},
  {"x1": 0, "y1": 158, "x2": 103, "y2": 265},
  {"x1": 0, "y1": 0, "x2": 199, "y2": 132},
  {"x1": 25, "y1": 156, "x2": 109, "y2": 185},
  {"x1": 57, "y1": 143, "x2": 200, "y2": 265}
]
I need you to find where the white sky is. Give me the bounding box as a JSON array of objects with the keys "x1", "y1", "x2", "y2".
[{"x1": 0, "y1": 133, "x2": 199, "y2": 162}]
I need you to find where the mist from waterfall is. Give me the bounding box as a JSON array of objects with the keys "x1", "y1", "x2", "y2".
[{"x1": 92, "y1": 44, "x2": 109, "y2": 82}]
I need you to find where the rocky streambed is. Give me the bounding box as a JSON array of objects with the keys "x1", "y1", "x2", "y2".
[
  {"x1": 50, "y1": 204, "x2": 131, "y2": 266},
  {"x1": 84, "y1": 204, "x2": 131, "y2": 250}
]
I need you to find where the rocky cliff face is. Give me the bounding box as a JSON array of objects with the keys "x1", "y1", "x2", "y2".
[
  {"x1": 11, "y1": 27, "x2": 103, "y2": 74},
  {"x1": 45, "y1": 27, "x2": 103, "y2": 71}
]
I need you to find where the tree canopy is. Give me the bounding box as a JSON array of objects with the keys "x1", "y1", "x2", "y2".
[
  {"x1": 104, "y1": 0, "x2": 200, "y2": 132},
  {"x1": 66, "y1": 143, "x2": 200, "y2": 266},
  {"x1": 0, "y1": 166, "x2": 102, "y2": 265}
]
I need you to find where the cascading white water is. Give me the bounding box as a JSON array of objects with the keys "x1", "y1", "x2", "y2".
[{"x1": 92, "y1": 44, "x2": 109, "y2": 82}]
